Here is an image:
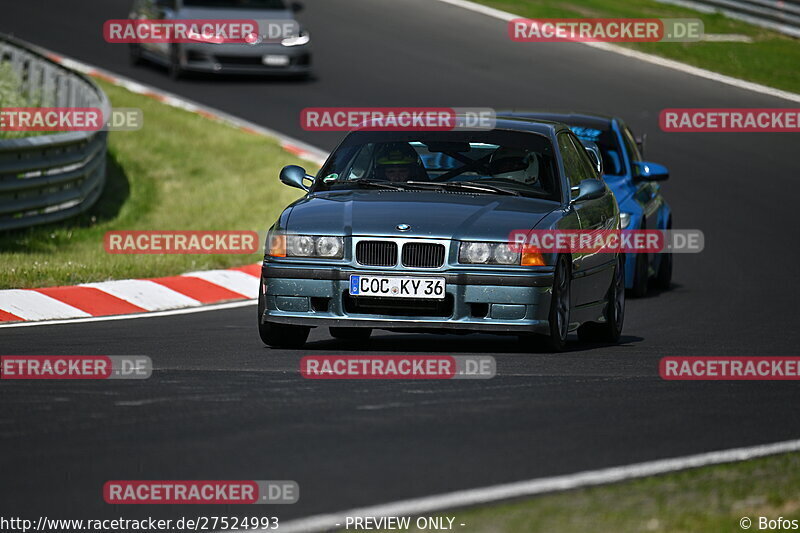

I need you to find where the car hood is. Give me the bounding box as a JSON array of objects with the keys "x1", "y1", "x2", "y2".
[{"x1": 284, "y1": 190, "x2": 557, "y2": 240}]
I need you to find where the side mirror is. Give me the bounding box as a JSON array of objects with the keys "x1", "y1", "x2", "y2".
[
  {"x1": 583, "y1": 143, "x2": 603, "y2": 176},
  {"x1": 570, "y1": 179, "x2": 605, "y2": 204},
  {"x1": 290, "y1": 1, "x2": 304, "y2": 12},
  {"x1": 634, "y1": 161, "x2": 669, "y2": 181},
  {"x1": 280, "y1": 165, "x2": 314, "y2": 191}
]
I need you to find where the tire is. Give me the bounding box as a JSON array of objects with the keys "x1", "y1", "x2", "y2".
[
  {"x1": 529, "y1": 254, "x2": 571, "y2": 352},
  {"x1": 329, "y1": 327, "x2": 372, "y2": 341},
  {"x1": 129, "y1": 44, "x2": 143, "y2": 66},
  {"x1": 654, "y1": 252, "x2": 673, "y2": 290},
  {"x1": 257, "y1": 279, "x2": 310, "y2": 349},
  {"x1": 629, "y1": 250, "x2": 649, "y2": 298},
  {"x1": 168, "y1": 45, "x2": 184, "y2": 80},
  {"x1": 578, "y1": 254, "x2": 625, "y2": 343},
  {"x1": 654, "y1": 219, "x2": 673, "y2": 290}
]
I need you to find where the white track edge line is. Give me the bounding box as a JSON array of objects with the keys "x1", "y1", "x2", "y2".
[
  {"x1": 432, "y1": 0, "x2": 800, "y2": 103},
  {"x1": 266, "y1": 438, "x2": 800, "y2": 533},
  {"x1": 0, "y1": 299, "x2": 256, "y2": 329}
]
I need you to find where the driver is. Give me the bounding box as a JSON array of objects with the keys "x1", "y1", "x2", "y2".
[
  {"x1": 489, "y1": 147, "x2": 540, "y2": 185},
  {"x1": 375, "y1": 143, "x2": 421, "y2": 183}
]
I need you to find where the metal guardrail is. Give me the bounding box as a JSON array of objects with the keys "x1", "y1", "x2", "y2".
[
  {"x1": 0, "y1": 33, "x2": 110, "y2": 231},
  {"x1": 657, "y1": 0, "x2": 800, "y2": 38}
]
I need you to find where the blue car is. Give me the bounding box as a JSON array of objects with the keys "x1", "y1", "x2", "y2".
[
  {"x1": 260, "y1": 118, "x2": 626, "y2": 351},
  {"x1": 501, "y1": 112, "x2": 672, "y2": 297}
]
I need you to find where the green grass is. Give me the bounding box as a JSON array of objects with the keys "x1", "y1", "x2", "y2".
[
  {"x1": 367, "y1": 452, "x2": 800, "y2": 533},
  {"x1": 0, "y1": 62, "x2": 48, "y2": 140},
  {"x1": 0, "y1": 80, "x2": 312, "y2": 289},
  {"x1": 476, "y1": 0, "x2": 800, "y2": 94}
]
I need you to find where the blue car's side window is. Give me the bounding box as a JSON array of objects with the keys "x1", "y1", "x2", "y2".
[{"x1": 620, "y1": 123, "x2": 643, "y2": 164}]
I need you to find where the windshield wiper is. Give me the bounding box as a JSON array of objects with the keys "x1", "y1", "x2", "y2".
[
  {"x1": 355, "y1": 180, "x2": 409, "y2": 191},
  {"x1": 406, "y1": 180, "x2": 521, "y2": 196}
]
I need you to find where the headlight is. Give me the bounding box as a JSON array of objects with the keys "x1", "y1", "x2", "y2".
[
  {"x1": 281, "y1": 31, "x2": 310, "y2": 47},
  {"x1": 268, "y1": 233, "x2": 343, "y2": 259},
  {"x1": 288, "y1": 235, "x2": 315, "y2": 256},
  {"x1": 316, "y1": 236, "x2": 343, "y2": 258},
  {"x1": 620, "y1": 212, "x2": 632, "y2": 229},
  {"x1": 459, "y1": 242, "x2": 521, "y2": 265},
  {"x1": 493, "y1": 244, "x2": 519, "y2": 265}
]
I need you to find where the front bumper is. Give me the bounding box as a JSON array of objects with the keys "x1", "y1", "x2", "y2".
[
  {"x1": 261, "y1": 263, "x2": 555, "y2": 334},
  {"x1": 180, "y1": 42, "x2": 311, "y2": 75}
]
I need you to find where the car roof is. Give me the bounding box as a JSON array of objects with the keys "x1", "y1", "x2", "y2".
[
  {"x1": 499, "y1": 111, "x2": 615, "y2": 130},
  {"x1": 345, "y1": 116, "x2": 567, "y2": 137},
  {"x1": 491, "y1": 116, "x2": 568, "y2": 136}
]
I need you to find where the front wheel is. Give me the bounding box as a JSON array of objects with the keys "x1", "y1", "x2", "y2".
[
  {"x1": 168, "y1": 45, "x2": 184, "y2": 80},
  {"x1": 129, "y1": 44, "x2": 143, "y2": 66},
  {"x1": 257, "y1": 279, "x2": 310, "y2": 349},
  {"x1": 578, "y1": 254, "x2": 625, "y2": 343},
  {"x1": 259, "y1": 321, "x2": 309, "y2": 349},
  {"x1": 528, "y1": 254, "x2": 571, "y2": 352}
]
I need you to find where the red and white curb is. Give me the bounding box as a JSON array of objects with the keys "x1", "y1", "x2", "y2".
[
  {"x1": 0, "y1": 40, "x2": 327, "y2": 326},
  {"x1": 0, "y1": 264, "x2": 261, "y2": 324}
]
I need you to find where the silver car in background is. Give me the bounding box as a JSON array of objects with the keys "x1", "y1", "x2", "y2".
[{"x1": 128, "y1": 0, "x2": 312, "y2": 78}]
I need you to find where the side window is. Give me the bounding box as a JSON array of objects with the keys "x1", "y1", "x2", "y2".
[
  {"x1": 557, "y1": 132, "x2": 593, "y2": 196},
  {"x1": 567, "y1": 133, "x2": 600, "y2": 180},
  {"x1": 620, "y1": 123, "x2": 642, "y2": 163}
]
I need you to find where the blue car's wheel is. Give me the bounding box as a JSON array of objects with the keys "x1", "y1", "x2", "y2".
[
  {"x1": 655, "y1": 219, "x2": 673, "y2": 290},
  {"x1": 578, "y1": 254, "x2": 625, "y2": 343},
  {"x1": 629, "y1": 250, "x2": 649, "y2": 298}
]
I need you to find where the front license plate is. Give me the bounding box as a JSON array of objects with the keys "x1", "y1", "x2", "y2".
[
  {"x1": 263, "y1": 54, "x2": 290, "y2": 66},
  {"x1": 349, "y1": 275, "x2": 446, "y2": 300}
]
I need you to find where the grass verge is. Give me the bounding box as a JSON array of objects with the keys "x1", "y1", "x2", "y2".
[
  {"x1": 0, "y1": 62, "x2": 47, "y2": 140},
  {"x1": 472, "y1": 0, "x2": 800, "y2": 94},
  {"x1": 368, "y1": 451, "x2": 800, "y2": 533},
  {"x1": 0, "y1": 79, "x2": 312, "y2": 289}
]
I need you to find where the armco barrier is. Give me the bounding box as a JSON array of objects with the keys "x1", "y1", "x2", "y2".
[
  {"x1": 657, "y1": 0, "x2": 800, "y2": 38},
  {"x1": 0, "y1": 33, "x2": 110, "y2": 231}
]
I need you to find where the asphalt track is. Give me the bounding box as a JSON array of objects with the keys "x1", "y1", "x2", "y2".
[{"x1": 1, "y1": 0, "x2": 799, "y2": 525}]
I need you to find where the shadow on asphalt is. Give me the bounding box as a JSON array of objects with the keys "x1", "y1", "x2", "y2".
[{"x1": 304, "y1": 332, "x2": 645, "y2": 354}]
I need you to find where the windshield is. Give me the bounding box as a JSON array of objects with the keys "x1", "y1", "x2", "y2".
[
  {"x1": 314, "y1": 130, "x2": 560, "y2": 201},
  {"x1": 567, "y1": 124, "x2": 625, "y2": 176},
  {"x1": 182, "y1": 0, "x2": 287, "y2": 9}
]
